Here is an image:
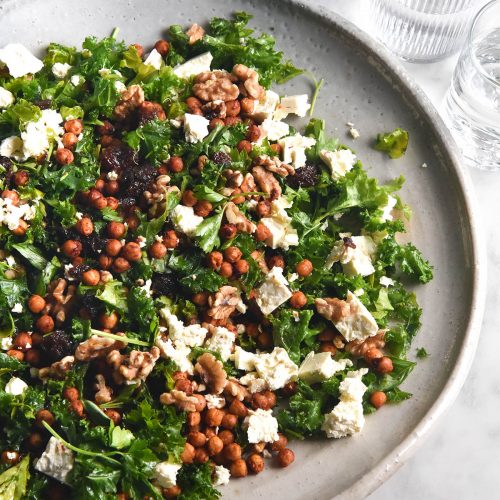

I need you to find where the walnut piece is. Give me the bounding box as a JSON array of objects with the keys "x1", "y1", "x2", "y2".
[
  {"x1": 251, "y1": 165, "x2": 281, "y2": 199},
  {"x1": 193, "y1": 71, "x2": 239, "y2": 102},
  {"x1": 254, "y1": 154, "x2": 294, "y2": 177},
  {"x1": 160, "y1": 390, "x2": 199, "y2": 412},
  {"x1": 225, "y1": 202, "x2": 256, "y2": 233},
  {"x1": 186, "y1": 23, "x2": 205, "y2": 45},
  {"x1": 194, "y1": 353, "x2": 227, "y2": 395},
  {"x1": 43, "y1": 279, "x2": 76, "y2": 325},
  {"x1": 114, "y1": 84, "x2": 144, "y2": 120},
  {"x1": 315, "y1": 297, "x2": 352, "y2": 323},
  {"x1": 94, "y1": 374, "x2": 113, "y2": 404},
  {"x1": 224, "y1": 378, "x2": 249, "y2": 401},
  {"x1": 346, "y1": 331, "x2": 386, "y2": 357},
  {"x1": 223, "y1": 169, "x2": 244, "y2": 188},
  {"x1": 107, "y1": 347, "x2": 160, "y2": 385},
  {"x1": 207, "y1": 286, "x2": 241, "y2": 321},
  {"x1": 232, "y1": 64, "x2": 265, "y2": 100},
  {"x1": 38, "y1": 356, "x2": 74, "y2": 381},
  {"x1": 240, "y1": 173, "x2": 257, "y2": 194},
  {"x1": 75, "y1": 334, "x2": 126, "y2": 362},
  {"x1": 250, "y1": 250, "x2": 269, "y2": 274}
]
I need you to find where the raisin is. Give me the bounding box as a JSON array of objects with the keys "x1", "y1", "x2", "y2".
[
  {"x1": 287, "y1": 164, "x2": 319, "y2": 188},
  {"x1": 35, "y1": 99, "x2": 52, "y2": 110},
  {"x1": 68, "y1": 264, "x2": 91, "y2": 281},
  {"x1": 0, "y1": 156, "x2": 13, "y2": 169},
  {"x1": 41, "y1": 330, "x2": 74, "y2": 362},
  {"x1": 80, "y1": 293, "x2": 104, "y2": 317},
  {"x1": 100, "y1": 143, "x2": 138, "y2": 172},
  {"x1": 83, "y1": 233, "x2": 107, "y2": 255},
  {"x1": 121, "y1": 163, "x2": 157, "y2": 200},
  {"x1": 212, "y1": 151, "x2": 231, "y2": 165},
  {"x1": 151, "y1": 272, "x2": 179, "y2": 296}
]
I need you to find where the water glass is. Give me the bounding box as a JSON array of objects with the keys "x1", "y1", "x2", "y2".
[
  {"x1": 443, "y1": 0, "x2": 500, "y2": 171},
  {"x1": 367, "y1": 0, "x2": 485, "y2": 62}
]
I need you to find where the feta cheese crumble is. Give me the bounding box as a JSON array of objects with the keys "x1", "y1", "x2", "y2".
[
  {"x1": 170, "y1": 205, "x2": 203, "y2": 237},
  {"x1": 255, "y1": 266, "x2": 292, "y2": 315},
  {"x1": 244, "y1": 409, "x2": 280, "y2": 443},
  {"x1": 35, "y1": 437, "x2": 74, "y2": 484},
  {"x1": 259, "y1": 118, "x2": 290, "y2": 141},
  {"x1": 205, "y1": 394, "x2": 226, "y2": 409},
  {"x1": 0, "y1": 136, "x2": 25, "y2": 161},
  {"x1": 213, "y1": 465, "x2": 231, "y2": 486},
  {"x1": 380, "y1": 195, "x2": 397, "y2": 221},
  {"x1": 274, "y1": 94, "x2": 310, "y2": 120},
  {"x1": 298, "y1": 352, "x2": 352, "y2": 384},
  {"x1": 173, "y1": 52, "x2": 213, "y2": 79},
  {"x1": 153, "y1": 462, "x2": 181, "y2": 489},
  {"x1": 5, "y1": 376, "x2": 28, "y2": 396},
  {"x1": 204, "y1": 326, "x2": 236, "y2": 361},
  {"x1": 260, "y1": 196, "x2": 299, "y2": 250},
  {"x1": 279, "y1": 133, "x2": 316, "y2": 168},
  {"x1": 11, "y1": 303, "x2": 23, "y2": 313},
  {"x1": 144, "y1": 49, "x2": 163, "y2": 70},
  {"x1": 70, "y1": 74, "x2": 83, "y2": 86},
  {"x1": 379, "y1": 276, "x2": 395, "y2": 287},
  {"x1": 320, "y1": 148, "x2": 357, "y2": 180},
  {"x1": 184, "y1": 113, "x2": 210, "y2": 143},
  {"x1": 21, "y1": 109, "x2": 64, "y2": 159},
  {"x1": 0, "y1": 86, "x2": 14, "y2": 108},
  {"x1": 52, "y1": 62, "x2": 72, "y2": 79},
  {"x1": 160, "y1": 308, "x2": 208, "y2": 347},
  {"x1": 0, "y1": 43, "x2": 43, "y2": 78},
  {"x1": 1, "y1": 337, "x2": 13, "y2": 351},
  {"x1": 252, "y1": 347, "x2": 298, "y2": 390},
  {"x1": 0, "y1": 197, "x2": 37, "y2": 231},
  {"x1": 325, "y1": 235, "x2": 377, "y2": 277},
  {"x1": 250, "y1": 90, "x2": 280, "y2": 122},
  {"x1": 155, "y1": 337, "x2": 194, "y2": 374}
]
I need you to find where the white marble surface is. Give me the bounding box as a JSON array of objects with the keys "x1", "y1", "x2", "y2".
[{"x1": 302, "y1": 1, "x2": 499, "y2": 498}]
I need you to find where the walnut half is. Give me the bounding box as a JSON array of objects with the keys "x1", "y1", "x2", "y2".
[
  {"x1": 160, "y1": 390, "x2": 199, "y2": 412},
  {"x1": 75, "y1": 334, "x2": 126, "y2": 362},
  {"x1": 194, "y1": 353, "x2": 227, "y2": 395},
  {"x1": 225, "y1": 202, "x2": 256, "y2": 233},
  {"x1": 207, "y1": 286, "x2": 241, "y2": 321},
  {"x1": 192, "y1": 71, "x2": 239, "y2": 102}
]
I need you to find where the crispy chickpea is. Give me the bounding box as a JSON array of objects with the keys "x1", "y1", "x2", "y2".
[
  {"x1": 13, "y1": 170, "x2": 29, "y2": 187},
  {"x1": 13, "y1": 332, "x2": 32, "y2": 351},
  {"x1": 2, "y1": 189, "x2": 20, "y2": 205},
  {"x1": 26, "y1": 432, "x2": 44, "y2": 450},
  {"x1": 69, "y1": 399, "x2": 84, "y2": 418},
  {"x1": 236, "y1": 140, "x2": 252, "y2": 153},
  {"x1": 106, "y1": 239, "x2": 122, "y2": 257},
  {"x1": 233, "y1": 259, "x2": 249, "y2": 275},
  {"x1": 187, "y1": 411, "x2": 201, "y2": 427},
  {"x1": 24, "y1": 348, "x2": 42, "y2": 367},
  {"x1": 63, "y1": 387, "x2": 79, "y2": 402},
  {"x1": 82, "y1": 269, "x2": 100, "y2": 286},
  {"x1": 55, "y1": 148, "x2": 74, "y2": 165},
  {"x1": 221, "y1": 413, "x2": 238, "y2": 429},
  {"x1": 30, "y1": 333, "x2": 43, "y2": 347},
  {"x1": 257, "y1": 330, "x2": 273, "y2": 349},
  {"x1": 277, "y1": 448, "x2": 295, "y2": 467},
  {"x1": 318, "y1": 328, "x2": 335, "y2": 341},
  {"x1": 62, "y1": 132, "x2": 78, "y2": 149},
  {"x1": 240, "y1": 97, "x2": 256, "y2": 114},
  {"x1": 99, "y1": 254, "x2": 114, "y2": 270},
  {"x1": 320, "y1": 342, "x2": 336, "y2": 354},
  {"x1": 256, "y1": 200, "x2": 271, "y2": 217},
  {"x1": 218, "y1": 430, "x2": 234, "y2": 447},
  {"x1": 181, "y1": 442, "x2": 196, "y2": 464},
  {"x1": 75, "y1": 217, "x2": 94, "y2": 236},
  {"x1": 163, "y1": 485, "x2": 181, "y2": 499},
  {"x1": 64, "y1": 119, "x2": 83, "y2": 135},
  {"x1": 220, "y1": 223, "x2": 237, "y2": 240},
  {"x1": 210, "y1": 117, "x2": 225, "y2": 129},
  {"x1": 107, "y1": 221, "x2": 126, "y2": 239},
  {"x1": 207, "y1": 436, "x2": 224, "y2": 456},
  {"x1": 224, "y1": 442, "x2": 242, "y2": 461},
  {"x1": 182, "y1": 189, "x2": 198, "y2": 207},
  {"x1": 225, "y1": 116, "x2": 242, "y2": 126},
  {"x1": 188, "y1": 431, "x2": 206, "y2": 448},
  {"x1": 72, "y1": 256, "x2": 84, "y2": 267},
  {"x1": 121, "y1": 242, "x2": 141, "y2": 262},
  {"x1": 168, "y1": 156, "x2": 184, "y2": 173},
  {"x1": 61, "y1": 239, "x2": 82, "y2": 258},
  {"x1": 100, "y1": 311, "x2": 119, "y2": 330},
  {"x1": 154, "y1": 39, "x2": 170, "y2": 56},
  {"x1": 247, "y1": 454, "x2": 265, "y2": 474},
  {"x1": 36, "y1": 314, "x2": 54, "y2": 334},
  {"x1": 193, "y1": 394, "x2": 207, "y2": 412},
  {"x1": 252, "y1": 392, "x2": 271, "y2": 411},
  {"x1": 268, "y1": 255, "x2": 285, "y2": 269},
  {"x1": 290, "y1": 291, "x2": 307, "y2": 309},
  {"x1": 255, "y1": 222, "x2": 271, "y2": 242},
  {"x1": 163, "y1": 230, "x2": 180, "y2": 249},
  {"x1": 11, "y1": 219, "x2": 27, "y2": 236},
  {"x1": 104, "y1": 409, "x2": 122, "y2": 425},
  {"x1": 219, "y1": 262, "x2": 233, "y2": 278},
  {"x1": 208, "y1": 251, "x2": 223, "y2": 270},
  {"x1": 101, "y1": 135, "x2": 114, "y2": 147},
  {"x1": 374, "y1": 356, "x2": 394, "y2": 374},
  {"x1": 270, "y1": 433, "x2": 288, "y2": 452},
  {"x1": 186, "y1": 96, "x2": 202, "y2": 111},
  {"x1": 28, "y1": 295, "x2": 46, "y2": 314},
  {"x1": 264, "y1": 391, "x2": 277, "y2": 408},
  {"x1": 370, "y1": 391, "x2": 387, "y2": 409},
  {"x1": 230, "y1": 459, "x2": 248, "y2": 478},
  {"x1": 35, "y1": 409, "x2": 55, "y2": 428},
  {"x1": 194, "y1": 447, "x2": 209, "y2": 464},
  {"x1": 194, "y1": 200, "x2": 213, "y2": 217},
  {"x1": 296, "y1": 259, "x2": 313, "y2": 277},
  {"x1": 106, "y1": 197, "x2": 119, "y2": 210},
  {"x1": 228, "y1": 398, "x2": 248, "y2": 418},
  {"x1": 246, "y1": 124, "x2": 261, "y2": 142},
  {"x1": 87, "y1": 188, "x2": 104, "y2": 207},
  {"x1": 105, "y1": 180, "x2": 119, "y2": 195},
  {"x1": 131, "y1": 43, "x2": 144, "y2": 58},
  {"x1": 270, "y1": 143, "x2": 282, "y2": 155},
  {"x1": 224, "y1": 246, "x2": 242, "y2": 263},
  {"x1": 192, "y1": 292, "x2": 208, "y2": 306},
  {"x1": 7, "y1": 350, "x2": 24, "y2": 361},
  {"x1": 1, "y1": 450, "x2": 20, "y2": 465},
  {"x1": 205, "y1": 408, "x2": 224, "y2": 427},
  {"x1": 364, "y1": 348, "x2": 383, "y2": 363},
  {"x1": 226, "y1": 100, "x2": 241, "y2": 117},
  {"x1": 112, "y1": 257, "x2": 131, "y2": 273},
  {"x1": 125, "y1": 214, "x2": 140, "y2": 231}
]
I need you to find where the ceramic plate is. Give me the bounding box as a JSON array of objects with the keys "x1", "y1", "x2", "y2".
[{"x1": 0, "y1": 0, "x2": 486, "y2": 497}]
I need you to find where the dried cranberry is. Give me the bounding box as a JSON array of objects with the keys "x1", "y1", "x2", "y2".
[
  {"x1": 121, "y1": 163, "x2": 157, "y2": 200},
  {"x1": 119, "y1": 196, "x2": 137, "y2": 207},
  {"x1": 68, "y1": 263, "x2": 91, "y2": 281},
  {"x1": 287, "y1": 164, "x2": 319, "y2": 188},
  {"x1": 212, "y1": 151, "x2": 231, "y2": 165},
  {"x1": 80, "y1": 292, "x2": 104, "y2": 317},
  {"x1": 100, "y1": 143, "x2": 138, "y2": 172},
  {"x1": 41, "y1": 330, "x2": 74, "y2": 362},
  {"x1": 151, "y1": 272, "x2": 179, "y2": 296},
  {"x1": 35, "y1": 99, "x2": 52, "y2": 110},
  {"x1": 83, "y1": 233, "x2": 107, "y2": 256}
]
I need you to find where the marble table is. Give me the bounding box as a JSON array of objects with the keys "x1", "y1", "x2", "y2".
[{"x1": 301, "y1": 1, "x2": 498, "y2": 498}]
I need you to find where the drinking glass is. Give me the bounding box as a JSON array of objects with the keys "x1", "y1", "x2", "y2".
[
  {"x1": 368, "y1": 0, "x2": 485, "y2": 62},
  {"x1": 443, "y1": 0, "x2": 500, "y2": 171}
]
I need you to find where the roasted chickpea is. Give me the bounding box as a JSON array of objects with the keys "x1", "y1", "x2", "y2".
[
  {"x1": 205, "y1": 408, "x2": 224, "y2": 427},
  {"x1": 11, "y1": 219, "x2": 27, "y2": 236},
  {"x1": 13, "y1": 332, "x2": 32, "y2": 351},
  {"x1": 256, "y1": 200, "x2": 271, "y2": 217},
  {"x1": 100, "y1": 311, "x2": 119, "y2": 330},
  {"x1": 208, "y1": 251, "x2": 223, "y2": 270},
  {"x1": 64, "y1": 119, "x2": 83, "y2": 135},
  {"x1": 181, "y1": 442, "x2": 196, "y2": 464},
  {"x1": 187, "y1": 411, "x2": 201, "y2": 427},
  {"x1": 154, "y1": 39, "x2": 170, "y2": 56},
  {"x1": 209, "y1": 117, "x2": 225, "y2": 130},
  {"x1": 62, "y1": 132, "x2": 78, "y2": 149},
  {"x1": 225, "y1": 100, "x2": 241, "y2": 117},
  {"x1": 122, "y1": 242, "x2": 142, "y2": 261},
  {"x1": 105, "y1": 180, "x2": 119, "y2": 195},
  {"x1": 318, "y1": 328, "x2": 335, "y2": 341},
  {"x1": 82, "y1": 269, "x2": 100, "y2": 286},
  {"x1": 225, "y1": 116, "x2": 242, "y2": 126},
  {"x1": 255, "y1": 222, "x2": 271, "y2": 242},
  {"x1": 186, "y1": 96, "x2": 202, "y2": 111},
  {"x1": 36, "y1": 314, "x2": 54, "y2": 334},
  {"x1": 2, "y1": 190, "x2": 20, "y2": 205},
  {"x1": 220, "y1": 223, "x2": 237, "y2": 240},
  {"x1": 364, "y1": 348, "x2": 383, "y2": 363},
  {"x1": 13, "y1": 170, "x2": 29, "y2": 187},
  {"x1": 131, "y1": 43, "x2": 144, "y2": 58},
  {"x1": 290, "y1": 291, "x2": 307, "y2": 309},
  {"x1": 26, "y1": 432, "x2": 44, "y2": 450},
  {"x1": 228, "y1": 398, "x2": 248, "y2": 418},
  {"x1": 251, "y1": 392, "x2": 272, "y2": 411},
  {"x1": 218, "y1": 430, "x2": 234, "y2": 447},
  {"x1": 63, "y1": 387, "x2": 79, "y2": 402},
  {"x1": 194, "y1": 200, "x2": 213, "y2": 217},
  {"x1": 106, "y1": 197, "x2": 119, "y2": 210},
  {"x1": 374, "y1": 356, "x2": 394, "y2": 374},
  {"x1": 104, "y1": 409, "x2": 122, "y2": 425},
  {"x1": 72, "y1": 256, "x2": 84, "y2": 267},
  {"x1": 1, "y1": 450, "x2": 20, "y2": 465},
  {"x1": 268, "y1": 255, "x2": 285, "y2": 269},
  {"x1": 149, "y1": 241, "x2": 167, "y2": 260},
  {"x1": 270, "y1": 433, "x2": 288, "y2": 452},
  {"x1": 320, "y1": 342, "x2": 337, "y2": 354},
  {"x1": 61, "y1": 239, "x2": 82, "y2": 258},
  {"x1": 7, "y1": 349, "x2": 24, "y2": 361},
  {"x1": 240, "y1": 97, "x2": 256, "y2": 114},
  {"x1": 106, "y1": 239, "x2": 123, "y2": 257},
  {"x1": 28, "y1": 295, "x2": 46, "y2": 314},
  {"x1": 230, "y1": 458, "x2": 248, "y2": 478},
  {"x1": 296, "y1": 259, "x2": 313, "y2": 277},
  {"x1": 182, "y1": 189, "x2": 198, "y2": 207},
  {"x1": 233, "y1": 259, "x2": 249, "y2": 275},
  {"x1": 163, "y1": 485, "x2": 181, "y2": 499},
  {"x1": 106, "y1": 221, "x2": 126, "y2": 239},
  {"x1": 31, "y1": 333, "x2": 43, "y2": 347},
  {"x1": 270, "y1": 143, "x2": 282, "y2": 155},
  {"x1": 168, "y1": 156, "x2": 184, "y2": 173},
  {"x1": 188, "y1": 431, "x2": 207, "y2": 448},
  {"x1": 69, "y1": 399, "x2": 84, "y2": 418},
  {"x1": 35, "y1": 409, "x2": 55, "y2": 428},
  {"x1": 221, "y1": 413, "x2": 238, "y2": 429},
  {"x1": 277, "y1": 448, "x2": 295, "y2": 467},
  {"x1": 112, "y1": 257, "x2": 131, "y2": 273},
  {"x1": 219, "y1": 262, "x2": 233, "y2": 278},
  {"x1": 101, "y1": 135, "x2": 114, "y2": 147},
  {"x1": 194, "y1": 447, "x2": 209, "y2": 464},
  {"x1": 163, "y1": 230, "x2": 180, "y2": 249},
  {"x1": 236, "y1": 140, "x2": 252, "y2": 153},
  {"x1": 55, "y1": 148, "x2": 74, "y2": 165},
  {"x1": 264, "y1": 391, "x2": 277, "y2": 408},
  {"x1": 246, "y1": 124, "x2": 261, "y2": 142},
  {"x1": 370, "y1": 391, "x2": 387, "y2": 409},
  {"x1": 257, "y1": 330, "x2": 273, "y2": 349},
  {"x1": 99, "y1": 254, "x2": 114, "y2": 270},
  {"x1": 24, "y1": 348, "x2": 42, "y2": 367},
  {"x1": 192, "y1": 292, "x2": 208, "y2": 306},
  {"x1": 125, "y1": 214, "x2": 140, "y2": 231},
  {"x1": 207, "y1": 436, "x2": 224, "y2": 456},
  {"x1": 75, "y1": 217, "x2": 94, "y2": 236},
  {"x1": 247, "y1": 454, "x2": 265, "y2": 474},
  {"x1": 223, "y1": 247, "x2": 242, "y2": 263},
  {"x1": 224, "y1": 442, "x2": 242, "y2": 461}
]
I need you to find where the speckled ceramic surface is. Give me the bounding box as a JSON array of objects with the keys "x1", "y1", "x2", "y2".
[{"x1": 0, "y1": 0, "x2": 485, "y2": 498}]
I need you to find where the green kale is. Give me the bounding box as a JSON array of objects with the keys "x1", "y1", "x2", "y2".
[
  {"x1": 177, "y1": 463, "x2": 221, "y2": 500},
  {"x1": 124, "y1": 119, "x2": 173, "y2": 165},
  {"x1": 193, "y1": 209, "x2": 225, "y2": 253},
  {"x1": 12, "y1": 242, "x2": 47, "y2": 270},
  {"x1": 95, "y1": 280, "x2": 129, "y2": 313},
  {"x1": 0, "y1": 455, "x2": 30, "y2": 500},
  {"x1": 127, "y1": 286, "x2": 159, "y2": 343},
  {"x1": 374, "y1": 128, "x2": 409, "y2": 159}
]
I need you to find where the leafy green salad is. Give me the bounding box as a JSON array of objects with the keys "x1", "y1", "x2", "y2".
[{"x1": 0, "y1": 12, "x2": 432, "y2": 500}]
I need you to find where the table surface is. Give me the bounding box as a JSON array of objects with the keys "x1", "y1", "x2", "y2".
[{"x1": 301, "y1": 1, "x2": 498, "y2": 499}]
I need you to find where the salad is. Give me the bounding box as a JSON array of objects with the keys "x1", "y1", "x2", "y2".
[{"x1": 0, "y1": 12, "x2": 433, "y2": 500}]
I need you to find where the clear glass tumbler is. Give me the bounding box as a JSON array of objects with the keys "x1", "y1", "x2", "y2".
[
  {"x1": 443, "y1": 0, "x2": 500, "y2": 171},
  {"x1": 368, "y1": 0, "x2": 485, "y2": 62}
]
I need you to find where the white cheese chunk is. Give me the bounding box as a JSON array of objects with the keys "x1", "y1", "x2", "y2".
[
  {"x1": 239, "y1": 372, "x2": 267, "y2": 393},
  {"x1": 155, "y1": 337, "x2": 193, "y2": 374},
  {"x1": 184, "y1": 113, "x2": 210, "y2": 143},
  {"x1": 379, "y1": 276, "x2": 395, "y2": 287},
  {"x1": 205, "y1": 394, "x2": 226, "y2": 409},
  {"x1": 233, "y1": 346, "x2": 257, "y2": 371},
  {"x1": 250, "y1": 90, "x2": 280, "y2": 122},
  {"x1": 298, "y1": 352, "x2": 352, "y2": 384},
  {"x1": 274, "y1": 94, "x2": 310, "y2": 120},
  {"x1": 260, "y1": 196, "x2": 298, "y2": 250},
  {"x1": 0, "y1": 87, "x2": 14, "y2": 108},
  {"x1": 0, "y1": 136, "x2": 26, "y2": 161},
  {"x1": 173, "y1": 52, "x2": 213, "y2": 79},
  {"x1": 0, "y1": 44, "x2": 43, "y2": 78},
  {"x1": 170, "y1": 204, "x2": 203, "y2": 237},
  {"x1": 259, "y1": 119, "x2": 290, "y2": 141},
  {"x1": 160, "y1": 308, "x2": 208, "y2": 347},
  {"x1": 320, "y1": 149, "x2": 357, "y2": 180},
  {"x1": 244, "y1": 409, "x2": 279, "y2": 443},
  {"x1": 114, "y1": 81, "x2": 127, "y2": 93},
  {"x1": 5, "y1": 376, "x2": 28, "y2": 395},
  {"x1": 255, "y1": 266, "x2": 292, "y2": 315},
  {"x1": 325, "y1": 235, "x2": 376, "y2": 277},
  {"x1": 204, "y1": 326, "x2": 236, "y2": 361},
  {"x1": 70, "y1": 74, "x2": 83, "y2": 86},
  {"x1": 144, "y1": 49, "x2": 163, "y2": 70},
  {"x1": 34, "y1": 437, "x2": 74, "y2": 484},
  {"x1": 1, "y1": 337, "x2": 13, "y2": 351},
  {"x1": 153, "y1": 462, "x2": 181, "y2": 489},
  {"x1": 11, "y1": 302, "x2": 23, "y2": 313},
  {"x1": 213, "y1": 465, "x2": 231, "y2": 486},
  {"x1": 252, "y1": 347, "x2": 298, "y2": 391},
  {"x1": 332, "y1": 291, "x2": 379, "y2": 342},
  {"x1": 279, "y1": 133, "x2": 316, "y2": 168},
  {"x1": 21, "y1": 109, "x2": 64, "y2": 159},
  {"x1": 0, "y1": 197, "x2": 37, "y2": 231},
  {"x1": 52, "y1": 62, "x2": 71, "y2": 79},
  {"x1": 380, "y1": 195, "x2": 397, "y2": 221}
]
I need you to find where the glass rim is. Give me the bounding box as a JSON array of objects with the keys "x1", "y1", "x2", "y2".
[{"x1": 468, "y1": 0, "x2": 500, "y2": 87}]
